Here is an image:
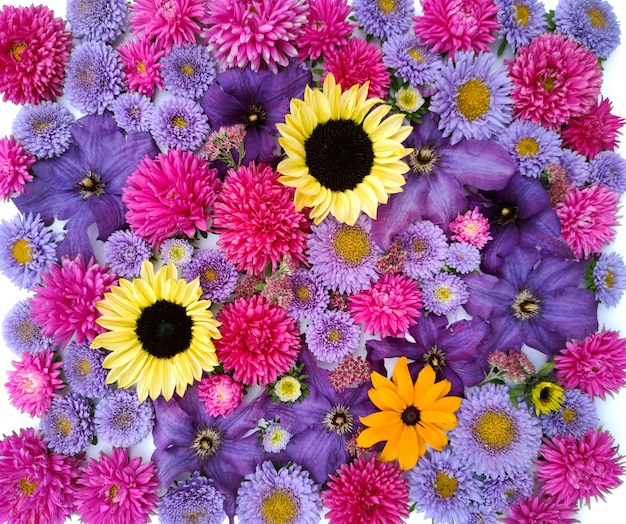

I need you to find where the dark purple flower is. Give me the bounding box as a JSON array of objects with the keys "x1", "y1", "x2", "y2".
[
  {"x1": 13, "y1": 113, "x2": 159, "y2": 258},
  {"x1": 464, "y1": 247, "x2": 598, "y2": 356}
]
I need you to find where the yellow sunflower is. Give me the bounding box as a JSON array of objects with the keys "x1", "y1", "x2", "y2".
[
  {"x1": 357, "y1": 357, "x2": 462, "y2": 470},
  {"x1": 90, "y1": 261, "x2": 221, "y2": 402},
  {"x1": 276, "y1": 73, "x2": 413, "y2": 225}
]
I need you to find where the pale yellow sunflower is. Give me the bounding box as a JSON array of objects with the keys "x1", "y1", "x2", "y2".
[
  {"x1": 90, "y1": 261, "x2": 221, "y2": 401},
  {"x1": 276, "y1": 73, "x2": 413, "y2": 225}
]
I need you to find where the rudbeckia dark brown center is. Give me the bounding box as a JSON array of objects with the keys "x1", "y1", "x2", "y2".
[
  {"x1": 244, "y1": 104, "x2": 266, "y2": 127},
  {"x1": 401, "y1": 406, "x2": 421, "y2": 426},
  {"x1": 78, "y1": 170, "x2": 105, "y2": 199},
  {"x1": 135, "y1": 299, "x2": 193, "y2": 358},
  {"x1": 304, "y1": 119, "x2": 375, "y2": 191}
]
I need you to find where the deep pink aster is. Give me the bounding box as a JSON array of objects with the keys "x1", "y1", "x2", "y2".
[
  {"x1": 536, "y1": 429, "x2": 624, "y2": 507},
  {"x1": 212, "y1": 162, "x2": 309, "y2": 275},
  {"x1": 129, "y1": 0, "x2": 204, "y2": 51},
  {"x1": 5, "y1": 350, "x2": 64, "y2": 417},
  {"x1": 508, "y1": 33, "x2": 603, "y2": 130},
  {"x1": 561, "y1": 98, "x2": 625, "y2": 160},
  {"x1": 215, "y1": 294, "x2": 301, "y2": 386},
  {"x1": 554, "y1": 183, "x2": 619, "y2": 259},
  {"x1": 0, "y1": 428, "x2": 80, "y2": 524},
  {"x1": 449, "y1": 207, "x2": 492, "y2": 249},
  {"x1": 323, "y1": 454, "x2": 410, "y2": 524},
  {"x1": 74, "y1": 448, "x2": 159, "y2": 524},
  {"x1": 0, "y1": 5, "x2": 73, "y2": 104},
  {"x1": 204, "y1": 0, "x2": 309, "y2": 73},
  {"x1": 555, "y1": 329, "x2": 626, "y2": 400},
  {"x1": 0, "y1": 136, "x2": 34, "y2": 200},
  {"x1": 30, "y1": 255, "x2": 117, "y2": 348},
  {"x1": 413, "y1": 0, "x2": 501, "y2": 55},
  {"x1": 348, "y1": 272, "x2": 422, "y2": 338},
  {"x1": 123, "y1": 149, "x2": 219, "y2": 247},
  {"x1": 502, "y1": 494, "x2": 579, "y2": 524},
  {"x1": 197, "y1": 373, "x2": 245, "y2": 417},
  {"x1": 322, "y1": 38, "x2": 391, "y2": 99},
  {"x1": 297, "y1": 0, "x2": 354, "y2": 61},
  {"x1": 117, "y1": 37, "x2": 165, "y2": 96}
]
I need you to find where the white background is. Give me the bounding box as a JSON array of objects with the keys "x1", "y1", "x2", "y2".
[{"x1": 0, "y1": 0, "x2": 624, "y2": 522}]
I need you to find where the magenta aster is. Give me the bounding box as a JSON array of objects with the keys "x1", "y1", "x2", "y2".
[
  {"x1": 296, "y1": 0, "x2": 354, "y2": 61},
  {"x1": 502, "y1": 494, "x2": 579, "y2": 524},
  {"x1": 0, "y1": 136, "x2": 34, "y2": 200},
  {"x1": 449, "y1": 207, "x2": 492, "y2": 249},
  {"x1": 197, "y1": 374, "x2": 245, "y2": 417},
  {"x1": 117, "y1": 37, "x2": 165, "y2": 96}
]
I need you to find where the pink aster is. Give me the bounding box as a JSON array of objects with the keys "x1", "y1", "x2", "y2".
[
  {"x1": 0, "y1": 5, "x2": 73, "y2": 105},
  {"x1": 197, "y1": 374, "x2": 245, "y2": 417},
  {"x1": 554, "y1": 183, "x2": 619, "y2": 259},
  {"x1": 212, "y1": 162, "x2": 309, "y2": 275},
  {"x1": 0, "y1": 136, "x2": 34, "y2": 200},
  {"x1": 561, "y1": 97, "x2": 625, "y2": 160},
  {"x1": 215, "y1": 294, "x2": 301, "y2": 386},
  {"x1": 535, "y1": 428, "x2": 624, "y2": 507},
  {"x1": 555, "y1": 329, "x2": 626, "y2": 400},
  {"x1": 0, "y1": 428, "x2": 80, "y2": 524},
  {"x1": 117, "y1": 37, "x2": 165, "y2": 96},
  {"x1": 502, "y1": 494, "x2": 579, "y2": 524},
  {"x1": 204, "y1": 0, "x2": 309, "y2": 73},
  {"x1": 507, "y1": 33, "x2": 603, "y2": 130},
  {"x1": 74, "y1": 448, "x2": 159, "y2": 524},
  {"x1": 5, "y1": 350, "x2": 64, "y2": 417},
  {"x1": 30, "y1": 255, "x2": 117, "y2": 349},
  {"x1": 296, "y1": 0, "x2": 355, "y2": 62},
  {"x1": 348, "y1": 272, "x2": 422, "y2": 338},
  {"x1": 123, "y1": 149, "x2": 219, "y2": 247},
  {"x1": 323, "y1": 454, "x2": 410, "y2": 524},
  {"x1": 322, "y1": 38, "x2": 391, "y2": 99},
  {"x1": 413, "y1": 0, "x2": 501, "y2": 55},
  {"x1": 449, "y1": 207, "x2": 492, "y2": 249},
  {"x1": 129, "y1": 0, "x2": 204, "y2": 52}
]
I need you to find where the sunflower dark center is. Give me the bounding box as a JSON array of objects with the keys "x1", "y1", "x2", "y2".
[
  {"x1": 135, "y1": 299, "x2": 193, "y2": 358},
  {"x1": 78, "y1": 170, "x2": 105, "y2": 199},
  {"x1": 244, "y1": 104, "x2": 266, "y2": 127},
  {"x1": 304, "y1": 118, "x2": 375, "y2": 191},
  {"x1": 401, "y1": 406, "x2": 421, "y2": 426}
]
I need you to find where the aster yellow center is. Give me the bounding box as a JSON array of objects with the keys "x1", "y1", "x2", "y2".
[
  {"x1": 587, "y1": 7, "x2": 606, "y2": 28},
  {"x1": 76, "y1": 358, "x2": 91, "y2": 376},
  {"x1": 332, "y1": 226, "x2": 371, "y2": 265},
  {"x1": 137, "y1": 61, "x2": 147, "y2": 73},
  {"x1": 172, "y1": 115, "x2": 188, "y2": 128},
  {"x1": 513, "y1": 3, "x2": 530, "y2": 26},
  {"x1": 181, "y1": 63, "x2": 194, "y2": 76},
  {"x1": 55, "y1": 416, "x2": 73, "y2": 437},
  {"x1": 33, "y1": 120, "x2": 53, "y2": 133},
  {"x1": 408, "y1": 47, "x2": 425, "y2": 62},
  {"x1": 327, "y1": 330, "x2": 341, "y2": 342},
  {"x1": 275, "y1": 376, "x2": 302, "y2": 402},
  {"x1": 434, "y1": 471, "x2": 458, "y2": 499},
  {"x1": 456, "y1": 78, "x2": 491, "y2": 121},
  {"x1": 12, "y1": 239, "x2": 32, "y2": 264},
  {"x1": 260, "y1": 490, "x2": 298, "y2": 524},
  {"x1": 516, "y1": 137, "x2": 540, "y2": 157},
  {"x1": 295, "y1": 285, "x2": 310, "y2": 301},
  {"x1": 542, "y1": 76, "x2": 556, "y2": 92},
  {"x1": 109, "y1": 484, "x2": 119, "y2": 501},
  {"x1": 473, "y1": 411, "x2": 516, "y2": 450},
  {"x1": 168, "y1": 245, "x2": 186, "y2": 261},
  {"x1": 18, "y1": 478, "x2": 37, "y2": 496},
  {"x1": 377, "y1": 0, "x2": 397, "y2": 15},
  {"x1": 412, "y1": 238, "x2": 426, "y2": 254},
  {"x1": 11, "y1": 43, "x2": 27, "y2": 62},
  {"x1": 435, "y1": 286, "x2": 452, "y2": 303},
  {"x1": 605, "y1": 270, "x2": 614, "y2": 289},
  {"x1": 203, "y1": 268, "x2": 219, "y2": 282},
  {"x1": 562, "y1": 408, "x2": 577, "y2": 423}
]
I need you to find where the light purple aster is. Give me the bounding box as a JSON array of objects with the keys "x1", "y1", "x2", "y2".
[
  {"x1": 430, "y1": 51, "x2": 512, "y2": 145},
  {"x1": 560, "y1": 147, "x2": 591, "y2": 186},
  {"x1": 182, "y1": 249, "x2": 239, "y2": 302},
  {"x1": 63, "y1": 341, "x2": 109, "y2": 398},
  {"x1": 103, "y1": 229, "x2": 153, "y2": 279},
  {"x1": 554, "y1": 0, "x2": 621, "y2": 59},
  {"x1": 151, "y1": 97, "x2": 209, "y2": 151},
  {"x1": 408, "y1": 448, "x2": 483, "y2": 523},
  {"x1": 382, "y1": 33, "x2": 442, "y2": 87},
  {"x1": 94, "y1": 388, "x2": 155, "y2": 447},
  {"x1": 157, "y1": 471, "x2": 226, "y2": 524},
  {"x1": 11, "y1": 101, "x2": 74, "y2": 159},
  {"x1": 236, "y1": 461, "x2": 322, "y2": 524},
  {"x1": 40, "y1": 392, "x2": 95, "y2": 456},
  {"x1": 160, "y1": 237, "x2": 194, "y2": 267},
  {"x1": 111, "y1": 92, "x2": 155, "y2": 133},
  {"x1": 1, "y1": 298, "x2": 54, "y2": 355},
  {"x1": 161, "y1": 43, "x2": 216, "y2": 99},
  {"x1": 422, "y1": 272, "x2": 469, "y2": 316},
  {"x1": 305, "y1": 309, "x2": 361, "y2": 364},
  {"x1": 593, "y1": 251, "x2": 626, "y2": 307},
  {"x1": 499, "y1": 119, "x2": 562, "y2": 178},
  {"x1": 0, "y1": 212, "x2": 58, "y2": 289},
  {"x1": 398, "y1": 219, "x2": 448, "y2": 280},
  {"x1": 588, "y1": 150, "x2": 626, "y2": 194},
  {"x1": 446, "y1": 242, "x2": 481, "y2": 274},
  {"x1": 352, "y1": 0, "x2": 414, "y2": 40},
  {"x1": 449, "y1": 383, "x2": 543, "y2": 479},
  {"x1": 483, "y1": 470, "x2": 534, "y2": 512},
  {"x1": 65, "y1": 41, "x2": 125, "y2": 114},
  {"x1": 66, "y1": 0, "x2": 128, "y2": 43},
  {"x1": 286, "y1": 268, "x2": 329, "y2": 321},
  {"x1": 13, "y1": 113, "x2": 159, "y2": 258},
  {"x1": 495, "y1": 0, "x2": 547, "y2": 52},
  {"x1": 467, "y1": 502, "x2": 498, "y2": 524},
  {"x1": 306, "y1": 214, "x2": 381, "y2": 295},
  {"x1": 540, "y1": 388, "x2": 598, "y2": 438}
]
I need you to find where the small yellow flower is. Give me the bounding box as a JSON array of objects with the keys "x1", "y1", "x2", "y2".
[{"x1": 530, "y1": 381, "x2": 565, "y2": 416}]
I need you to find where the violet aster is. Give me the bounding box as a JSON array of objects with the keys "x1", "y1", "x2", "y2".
[
  {"x1": 182, "y1": 249, "x2": 239, "y2": 303},
  {"x1": 12, "y1": 101, "x2": 74, "y2": 159},
  {"x1": 421, "y1": 272, "x2": 469, "y2": 315},
  {"x1": 161, "y1": 43, "x2": 216, "y2": 99},
  {"x1": 382, "y1": 32, "x2": 443, "y2": 87},
  {"x1": 160, "y1": 238, "x2": 194, "y2": 267},
  {"x1": 111, "y1": 92, "x2": 155, "y2": 133},
  {"x1": 94, "y1": 388, "x2": 155, "y2": 447},
  {"x1": 483, "y1": 471, "x2": 534, "y2": 512},
  {"x1": 151, "y1": 97, "x2": 209, "y2": 151},
  {"x1": 593, "y1": 251, "x2": 626, "y2": 307},
  {"x1": 588, "y1": 150, "x2": 626, "y2": 194},
  {"x1": 40, "y1": 392, "x2": 95, "y2": 456},
  {"x1": 66, "y1": 0, "x2": 127, "y2": 43},
  {"x1": 63, "y1": 341, "x2": 109, "y2": 398},
  {"x1": 398, "y1": 219, "x2": 448, "y2": 280},
  {"x1": 446, "y1": 242, "x2": 481, "y2": 274},
  {"x1": 540, "y1": 387, "x2": 598, "y2": 438},
  {"x1": 286, "y1": 268, "x2": 329, "y2": 321},
  {"x1": 1, "y1": 298, "x2": 54, "y2": 354},
  {"x1": 103, "y1": 229, "x2": 153, "y2": 279},
  {"x1": 305, "y1": 309, "x2": 361, "y2": 363},
  {"x1": 352, "y1": 0, "x2": 414, "y2": 40},
  {"x1": 13, "y1": 113, "x2": 159, "y2": 258},
  {"x1": 560, "y1": 147, "x2": 591, "y2": 186},
  {"x1": 495, "y1": 0, "x2": 547, "y2": 52}
]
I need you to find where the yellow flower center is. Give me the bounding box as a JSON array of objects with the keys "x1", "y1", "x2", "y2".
[
  {"x1": 412, "y1": 238, "x2": 426, "y2": 254},
  {"x1": 183, "y1": 510, "x2": 206, "y2": 523},
  {"x1": 137, "y1": 61, "x2": 147, "y2": 73},
  {"x1": 456, "y1": 78, "x2": 491, "y2": 121},
  {"x1": 327, "y1": 330, "x2": 341, "y2": 342},
  {"x1": 33, "y1": 120, "x2": 53, "y2": 133},
  {"x1": 274, "y1": 376, "x2": 302, "y2": 402},
  {"x1": 332, "y1": 226, "x2": 371, "y2": 265},
  {"x1": 513, "y1": 3, "x2": 530, "y2": 26},
  {"x1": 516, "y1": 137, "x2": 540, "y2": 158},
  {"x1": 532, "y1": 382, "x2": 564, "y2": 415},
  {"x1": 377, "y1": 0, "x2": 397, "y2": 15},
  {"x1": 11, "y1": 43, "x2": 27, "y2": 62},
  {"x1": 109, "y1": 484, "x2": 119, "y2": 501},
  {"x1": 562, "y1": 408, "x2": 577, "y2": 423},
  {"x1": 17, "y1": 319, "x2": 38, "y2": 342},
  {"x1": 172, "y1": 115, "x2": 188, "y2": 128},
  {"x1": 295, "y1": 285, "x2": 310, "y2": 301},
  {"x1": 605, "y1": 270, "x2": 614, "y2": 289},
  {"x1": 542, "y1": 76, "x2": 556, "y2": 93},
  {"x1": 203, "y1": 268, "x2": 219, "y2": 282},
  {"x1": 76, "y1": 358, "x2": 91, "y2": 376},
  {"x1": 18, "y1": 478, "x2": 37, "y2": 495},
  {"x1": 396, "y1": 86, "x2": 424, "y2": 113},
  {"x1": 587, "y1": 7, "x2": 606, "y2": 28},
  {"x1": 12, "y1": 239, "x2": 33, "y2": 264},
  {"x1": 473, "y1": 411, "x2": 516, "y2": 450},
  {"x1": 434, "y1": 471, "x2": 458, "y2": 499},
  {"x1": 114, "y1": 413, "x2": 133, "y2": 430},
  {"x1": 181, "y1": 63, "x2": 194, "y2": 76},
  {"x1": 435, "y1": 286, "x2": 452, "y2": 303},
  {"x1": 55, "y1": 416, "x2": 73, "y2": 437},
  {"x1": 260, "y1": 490, "x2": 298, "y2": 524},
  {"x1": 408, "y1": 47, "x2": 425, "y2": 62}
]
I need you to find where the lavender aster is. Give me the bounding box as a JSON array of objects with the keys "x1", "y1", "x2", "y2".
[
  {"x1": 40, "y1": 392, "x2": 95, "y2": 456},
  {"x1": 447, "y1": 242, "x2": 481, "y2": 274},
  {"x1": 0, "y1": 212, "x2": 58, "y2": 289},
  {"x1": 160, "y1": 237, "x2": 194, "y2": 267},
  {"x1": 12, "y1": 102, "x2": 74, "y2": 159},
  {"x1": 63, "y1": 341, "x2": 109, "y2": 398},
  {"x1": 305, "y1": 310, "x2": 361, "y2": 364},
  {"x1": 483, "y1": 471, "x2": 534, "y2": 512},
  {"x1": 260, "y1": 420, "x2": 293, "y2": 454},
  {"x1": 66, "y1": 0, "x2": 128, "y2": 43},
  {"x1": 111, "y1": 92, "x2": 155, "y2": 133},
  {"x1": 286, "y1": 268, "x2": 329, "y2": 321},
  {"x1": 1, "y1": 298, "x2": 54, "y2": 355},
  {"x1": 161, "y1": 44, "x2": 216, "y2": 99},
  {"x1": 103, "y1": 229, "x2": 153, "y2": 279},
  {"x1": 398, "y1": 219, "x2": 448, "y2": 280},
  {"x1": 158, "y1": 471, "x2": 226, "y2": 524},
  {"x1": 352, "y1": 0, "x2": 414, "y2": 40},
  {"x1": 94, "y1": 388, "x2": 155, "y2": 447},
  {"x1": 65, "y1": 41, "x2": 125, "y2": 114},
  {"x1": 560, "y1": 147, "x2": 591, "y2": 186},
  {"x1": 541, "y1": 388, "x2": 598, "y2": 438},
  {"x1": 468, "y1": 503, "x2": 498, "y2": 524},
  {"x1": 495, "y1": 0, "x2": 547, "y2": 52},
  {"x1": 182, "y1": 249, "x2": 239, "y2": 303},
  {"x1": 589, "y1": 150, "x2": 626, "y2": 194},
  {"x1": 151, "y1": 97, "x2": 209, "y2": 151},
  {"x1": 593, "y1": 251, "x2": 626, "y2": 307},
  {"x1": 421, "y1": 272, "x2": 469, "y2": 315},
  {"x1": 382, "y1": 33, "x2": 443, "y2": 87}
]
